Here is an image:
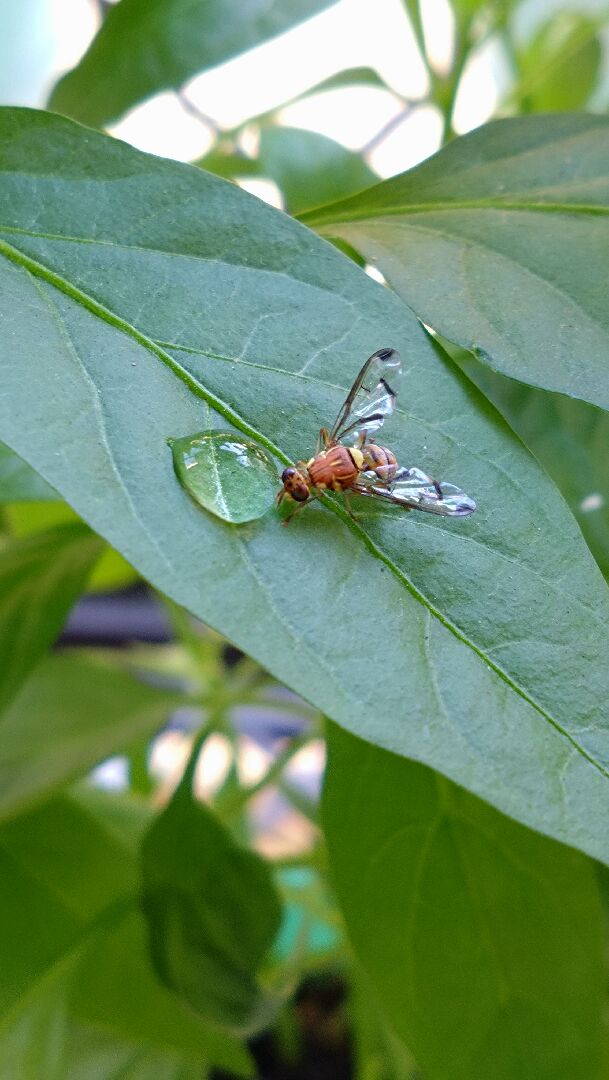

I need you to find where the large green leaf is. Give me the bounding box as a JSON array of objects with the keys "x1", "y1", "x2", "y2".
[
  {"x1": 48, "y1": 0, "x2": 339, "y2": 128},
  {"x1": 4, "y1": 111, "x2": 609, "y2": 867},
  {"x1": 141, "y1": 753, "x2": 282, "y2": 1033},
  {"x1": 259, "y1": 126, "x2": 376, "y2": 214},
  {"x1": 0, "y1": 795, "x2": 252, "y2": 1076},
  {"x1": 0, "y1": 654, "x2": 177, "y2": 822},
  {"x1": 302, "y1": 114, "x2": 609, "y2": 410},
  {"x1": 0, "y1": 523, "x2": 102, "y2": 714},
  {"x1": 323, "y1": 723, "x2": 604, "y2": 1080}
]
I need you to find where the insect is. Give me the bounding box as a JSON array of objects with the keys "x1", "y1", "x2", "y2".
[{"x1": 277, "y1": 347, "x2": 476, "y2": 521}]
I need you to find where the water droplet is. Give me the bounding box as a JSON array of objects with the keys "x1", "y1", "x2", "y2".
[{"x1": 169, "y1": 431, "x2": 277, "y2": 523}]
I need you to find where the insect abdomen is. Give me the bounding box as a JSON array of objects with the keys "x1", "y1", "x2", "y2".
[
  {"x1": 309, "y1": 445, "x2": 362, "y2": 490},
  {"x1": 362, "y1": 444, "x2": 398, "y2": 483}
]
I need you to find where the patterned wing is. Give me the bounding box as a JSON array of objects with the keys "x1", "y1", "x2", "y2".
[
  {"x1": 330, "y1": 348, "x2": 402, "y2": 444},
  {"x1": 355, "y1": 466, "x2": 476, "y2": 517}
]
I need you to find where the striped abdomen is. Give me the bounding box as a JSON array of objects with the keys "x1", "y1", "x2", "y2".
[{"x1": 361, "y1": 443, "x2": 398, "y2": 483}]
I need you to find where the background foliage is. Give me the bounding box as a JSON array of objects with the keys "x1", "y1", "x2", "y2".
[{"x1": 1, "y1": 0, "x2": 609, "y2": 1076}]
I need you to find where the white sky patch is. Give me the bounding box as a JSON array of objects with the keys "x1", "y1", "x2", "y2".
[
  {"x1": 452, "y1": 36, "x2": 510, "y2": 134},
  {"x1": 368, "y1": 103, "x2": 444, "y2": 176},
  {"x1": 185, "y1": 0, "x2": 429, "y2": 129},
  {"x1": 281, "y1": 85, "x2": 406, "y2": 150},
  {"x1": 237, "y1": 178, "x2": 284, "y2": 209},
  {"x1": 420, "y1": 0, "x2": 456, "y2": 76},
  {"x1": 109, "y1": 91, "x2": 214, "y2": 161}
]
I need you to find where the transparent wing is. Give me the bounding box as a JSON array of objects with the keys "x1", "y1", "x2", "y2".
[
  {"x1": 330, "y1": 348, "x2": 402, "y2": 444},
  {"x1": 355, "y1": 466, "x2": 476, "y2": 517}
]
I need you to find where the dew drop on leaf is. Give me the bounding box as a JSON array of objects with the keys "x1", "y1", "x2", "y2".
[{"x1": 169, "y1": 431, "x2": 278, "y2": 524}]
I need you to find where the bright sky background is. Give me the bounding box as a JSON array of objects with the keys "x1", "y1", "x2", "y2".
[{"x1": 0, "y1": 0, "x2": 510, "y2": 187}]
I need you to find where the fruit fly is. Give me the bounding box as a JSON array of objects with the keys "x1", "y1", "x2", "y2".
[{"x1": 277, "y1": 347, "x2": 476, "y2": 521}]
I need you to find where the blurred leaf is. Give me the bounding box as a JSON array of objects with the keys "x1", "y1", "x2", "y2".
[
  {"x1": 350, "y1": 968, "x2": 419, "y2": 1080},
  {"x1": 303, "y1": 114, "x2": 609, "y2": 411},
  {"x1": 259, "y1": 126, "x2": 376, "y2": 213},
  {"x1": 49, "y1": 0, "x2": 341, "y2": 127},
  {"x1": 299, "y1": 66, "x2": 388, "y2": 95},
  {"x1": 0, "y1": 441, "x2": 58, "y2": 501},
  {"x1": 0, "y1": 523, "x2": 102, "y2": 715},
  {"x1": 6, "y1": 500, "x2": 138, "y2": 591},
  {"x1": 0, "y1": 653, "x2": 177, "y2": 822},
  {"x1": 0, "y1": 795, "x2": 253, "y2": 1076},
  {"x1": 245, "y1": 65, "x2": 390, "y2": 129},
  {"x1": 141, "y1": 757, "x2": 282, "y2": 1033},
  {"x1": 0, "y1": 798, "x2": 131, "y2": 1026},
  {"x1": 5, "y1": 110, "x2": 609, "y2": 868},
  {"x1": 323, "y1": 723, "x2": 605, "y2": 1080},
  {"x1": 72, "y1": 906, "x2": 252, "y2": 1074},
  {"x1": 197, "y1": 146, "x2": 261, "y2": 181},
  {"x1": 516, "y1": 14, "x2": 601, "y2": 112},
  {"x1": 454, "y1": 349, "x2": 609, "y2": 580}
]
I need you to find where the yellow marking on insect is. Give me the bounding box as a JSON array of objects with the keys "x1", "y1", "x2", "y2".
[
  {"x1": 306, "y1": 457, "x2": 315, "y2": 468},
  {"x1": 349, "y1": 447, "x2": 365, "y2": 470}
]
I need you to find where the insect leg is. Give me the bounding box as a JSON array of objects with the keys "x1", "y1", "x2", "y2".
[
  {"x1": 315, "y1": 427, "x2": 331, "y2": 455},
  {"x1": 280, "y1": 490, "x2": 320, "y2": 526},
  {"x1": 342, "y1": 491, "x2": 359, "y2": 522}
]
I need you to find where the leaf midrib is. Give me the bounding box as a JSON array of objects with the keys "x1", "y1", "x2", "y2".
[
  {"x1": 1, "y1": 235, "x2": 607, "y2": 786},
  {"x1": 303, "y1": 199, "x2": 609, "y2": 227}
]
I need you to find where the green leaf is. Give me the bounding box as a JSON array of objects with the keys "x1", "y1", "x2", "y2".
[
  {"x1": 6, "y1": 500, "x2": 139, "y2": 592},
  {"x1": 259, "y1": 126, "x2": 376, "y2": 214},
  {"x1": 291, "y1": 65, "x2": 387, "y2": 96},
  {"x1": 0, "y1": 795, "x2": 253, "y2": 1077},
  {"x1": 0, "y1": 442, "x2": 58, "y2": 502},
  {"x1": 515, "y1": 14, "x2": 602, "y2": 112},
  {"x1": 141, "y1": 758, "x2": 282, "y2": 1033},
  {"x1": 4, "y1": 111, "x2": 609, "y2": 868},
  {"x1": 0, "y1": 523, "x2": 102, "y2": 715},
  {"x1": 48, "y1": 0, "x2": 340, "y2": 128},
  {"x1": 302, "y1": 114, "x2": 609, "y2": 410},
  {"x1": 72, "y1": 906, "x2": 252, "y2": 1074},
  {"x1": 197, "y1": 146, "x2": 260, "y2": 182},
  {"x1": 453, "y1": 350, "x2": 609, "y2": 580},
  {"x1": 0, "y1": 654, "x2": 177, "y2": 822},
  {"x1": 323, "y1": 723, "x2": 604, "y2": 1080}
]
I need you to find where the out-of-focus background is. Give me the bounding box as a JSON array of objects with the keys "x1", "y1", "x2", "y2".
[
  {"x1": 5, "y1": 0, "x2": 609, "y2": 189},
  {"x1": 2, "y1": 2, "x2": 609, "y2": 1077}
]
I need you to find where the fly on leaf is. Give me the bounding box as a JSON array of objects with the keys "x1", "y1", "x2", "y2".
[{"x1": 277, "y1": 348, "x2": 476, "y2": 521}]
